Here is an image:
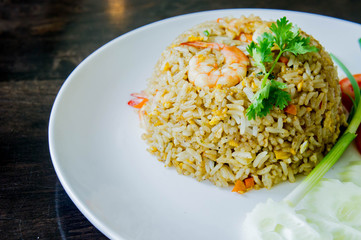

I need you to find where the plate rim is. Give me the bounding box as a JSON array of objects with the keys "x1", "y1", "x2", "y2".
[{"x1": 48, "y1": 8, "x2": 361, "y2": 240}]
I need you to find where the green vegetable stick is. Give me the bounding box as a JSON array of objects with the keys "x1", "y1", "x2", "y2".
[
  {"x1": 284, "y1": 96, "x2": 361, "y2": 207},
  {"x1": 284, "y1": 46, "x2": 361, "y2": 206}
]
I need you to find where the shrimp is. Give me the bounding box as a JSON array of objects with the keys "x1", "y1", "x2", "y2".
[{"x1": 181, "y1": 41, "x2": 249, "y2": 88}]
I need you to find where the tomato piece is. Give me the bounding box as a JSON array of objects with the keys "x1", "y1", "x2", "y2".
[
  {"x1": 339, "y1": 74, "x2": 361, "y2": 98},
  {"x1": 278, "y1": 56, "x2": 289, "y2": 64},
  {"x1": 339, "y1": 74, "x2": 361, "y2": 112},
  {"x1": 339, "y1": 74, "x2": 361, "y2": 154},
  {"x1": 341, "y1": 92, "x2": 353, "y2": 112}
]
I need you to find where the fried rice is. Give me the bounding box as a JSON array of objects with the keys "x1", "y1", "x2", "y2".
[{"x1": 137, "y1": 15, "x2": 347, "y2": 190}]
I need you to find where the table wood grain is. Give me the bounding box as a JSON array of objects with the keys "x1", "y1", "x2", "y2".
[{"x1": 1, "y1": 0, "x2": 361, "y2": 239}]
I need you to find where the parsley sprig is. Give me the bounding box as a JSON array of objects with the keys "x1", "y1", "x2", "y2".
[{"x1": 245, "y1": 17, "x2": 319, "y2": 120}]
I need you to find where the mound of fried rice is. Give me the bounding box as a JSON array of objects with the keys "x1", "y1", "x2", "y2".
[{"x1": 138, "y1": 15, "x2": 346, "y2": 190}]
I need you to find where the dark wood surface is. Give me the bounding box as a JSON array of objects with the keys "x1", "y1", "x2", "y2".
[{"x1": 1, "y1": 0, "x2": 361, "y2": 239}]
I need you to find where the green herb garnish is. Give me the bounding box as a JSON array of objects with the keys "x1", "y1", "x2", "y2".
[
  {"x1": 246, "y1": 17, "x2": 319, "y2": 120},
  {"x1": 246, "y1": 80, "x2": 291, "y2": 120},
  {"x1": 243, "y1": 47, "x2": 361, "y2": 238},
  {"x1": 285, "y1": 40, "x2": 361, "y2": 206},
  {"x1": 203, "y1": 30, "x2": 210, "y2": 37}
]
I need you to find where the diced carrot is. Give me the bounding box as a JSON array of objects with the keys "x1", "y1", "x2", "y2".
[
  {"x1": 232, "y1": 180, "x2": 246, "y2": 193},
  {"x1": 284, "y1": 104, "x2": 297, "y2": 115},
  {"x1": 279, "y1": 56, "x2": 289, "y2": 64},
  {"x1": 128, "y1": 92, "x2": 149, "y2": 109},
  {"x1": 244, "y1": 177, "x2": 255, "y2": 189}
]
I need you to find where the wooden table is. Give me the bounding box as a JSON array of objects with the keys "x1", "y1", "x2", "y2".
[{"x1": 1, "y1": 0, "x2": 361, "y2": 239}]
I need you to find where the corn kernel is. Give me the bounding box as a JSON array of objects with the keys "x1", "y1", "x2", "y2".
[
  {"x1": 274, "y1": 150, "x2": 291, "y2": 160},
  {"x1": 290, "y1": 148, "x2": 296, "y2": 155},
  {"x1": 252, "y1": 82, "x2": 257, "y2": 89},
  {"x1": 306, "y1": 107, "x2": 312, "y2": 112},
  {"x1": 163, "y1": 101, "x2": 171, "y2": 108},
  {"x1": 188, "y1": 35, "x2": 204, "y2": 42},
  {"x1": 212, "y1": 109, "x2": 222, "y2": 116},
  {"x1": 229, "y1": 140, "x2": 239, "y2": 147},
  {"x1": 297, "y1": 81, "x2": 303, "y2": 92},
  {"x1": 163, "y1": 62, "x2": 171, "y2": 72},
  {"x1": 154, "y1": 121, "x2": 163, "y2": 127},
  {"x1": 149, "y1": 146, "x2": 158, "y2": 153},
  {"x1": 209, "y1": 116, "x2": 219, "y2": 125},
  {"x1": 197, "y1": 54, "x2": 205, "y2": 62}
]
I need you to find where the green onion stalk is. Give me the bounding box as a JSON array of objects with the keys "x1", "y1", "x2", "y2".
[
  {"x1": 283, "y1": 88, "x2": 361, "y2": 207},
  {"x1": 260, "y1": 50, "x2": 285, "y2": 89}
]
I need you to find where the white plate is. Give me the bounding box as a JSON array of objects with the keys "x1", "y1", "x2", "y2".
[{"x1": 49, "y1": 9, "x2": 361, "y2": 240}]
